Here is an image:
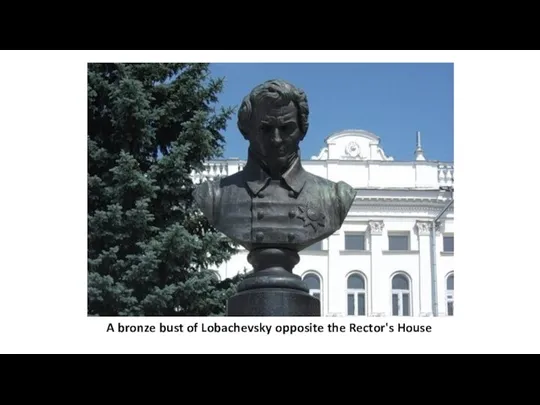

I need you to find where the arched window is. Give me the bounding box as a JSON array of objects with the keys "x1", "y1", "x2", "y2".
[
  {"x1": 391, "y1": 273, "x2": 411, "y2": 316},
  {"x1": 303, "y1": 273, "x2": 321, "y2": 301},
  {"x1": 347, "y1": 273, "x2": 366, "y2": 316},
  {"x1": 446, "y1": 273, "x2": 454, "y2": 316},
  {"x1": 303, "y1": 273, "x2": 322, "y2": 315}
]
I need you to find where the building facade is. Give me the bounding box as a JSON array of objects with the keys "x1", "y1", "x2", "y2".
[{"x1": 192, "y1": 129, "x2": 454, "y2": 317}]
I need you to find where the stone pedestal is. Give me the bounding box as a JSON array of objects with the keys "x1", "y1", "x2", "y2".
[{"x1": 226, "y1": 247, "x2": 321, "y2": 316}]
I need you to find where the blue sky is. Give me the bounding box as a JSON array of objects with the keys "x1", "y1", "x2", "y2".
[{"x1": 208, "y1": 63, "x2": 454, "y2": 163}]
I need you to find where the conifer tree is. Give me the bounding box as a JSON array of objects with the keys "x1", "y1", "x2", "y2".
[{"x1": 88, "y1": 63, "x2": 243, "y2": 316}]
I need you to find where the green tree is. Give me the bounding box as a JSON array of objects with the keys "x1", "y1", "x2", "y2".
[{"x1": 88, "y1": 63, "x2": 243, "y2": 316}]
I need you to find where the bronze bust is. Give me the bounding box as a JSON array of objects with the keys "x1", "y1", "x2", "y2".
[
  {"x1": 193, "y1": 79, "x2": 357, "y2": 316},
  {"x1": 194, "y1": 79, "x2": 356, "y2": 251}
]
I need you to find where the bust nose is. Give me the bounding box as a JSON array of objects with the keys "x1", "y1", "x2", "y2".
[{"x1": 271, "y1": 128, "x2": 283, "y2": 145}]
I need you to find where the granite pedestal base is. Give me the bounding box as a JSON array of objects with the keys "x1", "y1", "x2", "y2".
[
  {"x1": 226, "y1": 247, "x2": 321, "y2": 317},
  {"x1": 227, "y1": 288, "x2": 320, "y2": 316}
]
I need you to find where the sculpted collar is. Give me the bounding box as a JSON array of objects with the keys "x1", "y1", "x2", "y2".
[{"x1": 243, "y1": 154, "x2": 307, "y2": 197}]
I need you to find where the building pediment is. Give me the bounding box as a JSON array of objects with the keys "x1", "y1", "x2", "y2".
[{"x1": 311, "y1": 129, "x2": 394, "y2": 161}]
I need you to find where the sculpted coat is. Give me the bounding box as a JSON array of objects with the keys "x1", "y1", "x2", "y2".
[{"x1": 194, "y1": 153, "x2": 356, "y2": 251}]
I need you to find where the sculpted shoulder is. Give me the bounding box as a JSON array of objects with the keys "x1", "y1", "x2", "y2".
[
  {"x1": 303, "y1": 174, "x2": 356, "y2": 222},
  {"x1": 303, "y1": 171, "x2": 334, "y2": 190},
  {"x1": 192, "y1": 171, "x2": 244, "y2": 224},
  {"x1": 192, "y1": 179, "x2": 220, "y2": 224},
  {"x1": 335, "y1": 180, "x2": 357, "y2": 223},
  {"x1": 298, "y1": 173, "x2": 355, "y2": 233},
  {"x1": 214, "y1": 170, "x2": 245, "y2": 190}
]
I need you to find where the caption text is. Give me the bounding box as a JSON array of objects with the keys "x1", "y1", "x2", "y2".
[{"x1": 105, "y1": 322, "x2": 432, "y2": 334}]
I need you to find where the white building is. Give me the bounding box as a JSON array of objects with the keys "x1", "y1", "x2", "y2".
[{"x1": 192, "y1": 129, "x2": 454, "y2": 317}]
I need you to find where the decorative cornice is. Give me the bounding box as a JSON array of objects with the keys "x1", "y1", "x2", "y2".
[
  {"x1": 356, "y1": 196, "x2": 443, "y2": 201},
  {"x1": 350, "y1": 197, "x2": 453, "y2": 211},
  {"x1": 355, "y1": 200, "x2": 448, "y2": 208},
  {"x1": 368, "y1": 220, "x2": 384, "y2": 235},
  {"x1": 354, "y1": 194, "x2": 451, "y2": 203},
  {"x1": 349, "y1": 205, "x2": 454, "y2": 215}
]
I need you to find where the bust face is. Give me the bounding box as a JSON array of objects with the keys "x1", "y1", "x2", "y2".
[{"x1": 249, "y1": 100, "x2": 302, "y2": 167}]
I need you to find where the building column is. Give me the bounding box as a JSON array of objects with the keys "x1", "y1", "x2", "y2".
[
  {"x1": 435, "y1": 224, "x2": 446, "y2": 316},
  {"x1": 416, "y1": 220, "x2": 432, "y2": 316},
  {"x1": 326, "y1": 232, "x2": 340, "y2": 316},
  {"x1": 369, "y1": 220, "x2": 385, "y2": 316}
]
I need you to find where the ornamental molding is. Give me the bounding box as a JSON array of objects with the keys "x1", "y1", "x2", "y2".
[
  {"x1": 415, "y1": 220, "x2": 432, "y2": 236},
  {"x1": 355, "y1": 196, "x2": 445, "y2": 202},
  {"x1": 349, "y1": 205, "x2": 454, "y2": 215},
  {"x1": 368, "y1": 220, "x2": 384, "y2": 235}
]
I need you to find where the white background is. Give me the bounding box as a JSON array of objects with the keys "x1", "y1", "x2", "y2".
[{"x1": 0, "y1": 50, "x2": 538, "y2": 354}]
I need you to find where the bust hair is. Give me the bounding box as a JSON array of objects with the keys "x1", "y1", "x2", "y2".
[{"x1": 237, "y1": 79, "x2": 310, "y2": 140}]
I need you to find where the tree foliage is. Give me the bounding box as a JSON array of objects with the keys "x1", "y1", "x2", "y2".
[{"x1": 88, "y1": 63, "x2": 243, "y2": 316}]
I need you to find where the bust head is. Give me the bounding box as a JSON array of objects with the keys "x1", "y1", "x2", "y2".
[{"x1": 237, "y1": 79, "x2": 310, "y2": 172}]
